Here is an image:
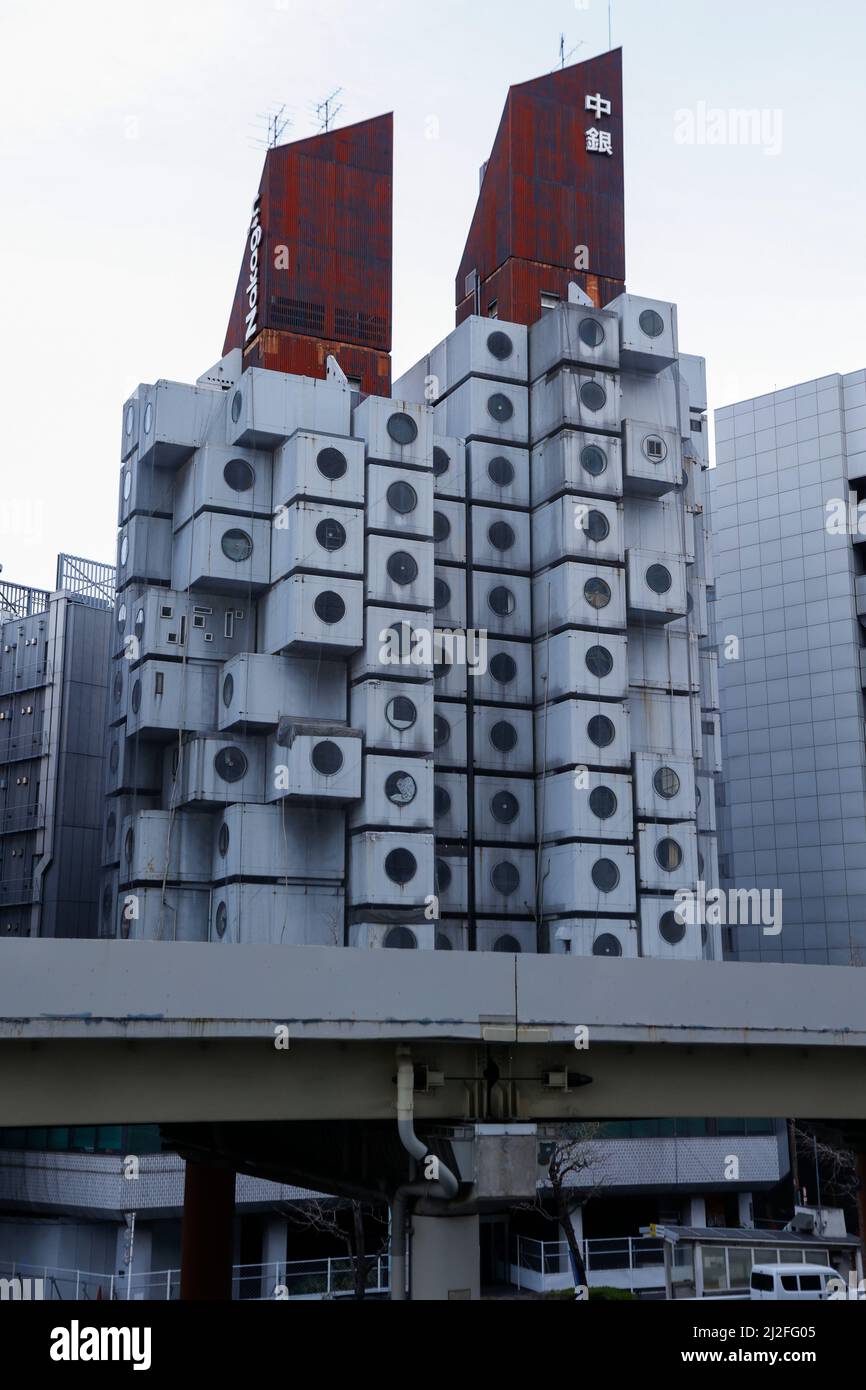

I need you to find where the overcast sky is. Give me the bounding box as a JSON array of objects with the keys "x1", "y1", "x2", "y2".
[{"x1": 2, "y1": 0, "x2": 864, "y2": 589}]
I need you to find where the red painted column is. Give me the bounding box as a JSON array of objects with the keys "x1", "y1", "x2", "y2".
[{"x1": 180, "y1": 1162, "x2": 235, "y2": 1300}]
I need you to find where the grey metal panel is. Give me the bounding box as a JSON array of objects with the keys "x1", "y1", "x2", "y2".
[
  {"x1": 171, "y1": 512, "x2": 271, "y2": 593},
  {"x1": 352, "y1": 396, "x2": 434, "y2": 469},
  {"x1": 531, "y1": 429, "x2": 623, "y2": 506},
  {"x1": 228, "y1": 369, "x2": 351, "y2": 449}
]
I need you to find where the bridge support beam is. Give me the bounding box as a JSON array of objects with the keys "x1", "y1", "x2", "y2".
[
  {"x1": 180, "y1": 1162, "x2": 235, "y2": 1301},
  {"x1": 410, "y1": 1212, "x2": 480, "y2": 1301}
]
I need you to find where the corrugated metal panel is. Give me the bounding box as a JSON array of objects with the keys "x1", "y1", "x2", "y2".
[
  {"x1": 456, "y1": 260, "x2": 624, "y2": 325},
  {"x1": 244, "y1": 330, "x2": 391, "y2": 397}
]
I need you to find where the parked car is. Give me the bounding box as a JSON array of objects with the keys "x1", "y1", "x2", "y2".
[{"x1": 749, "y1": 1263, "x2": 848, "y2": 1300}]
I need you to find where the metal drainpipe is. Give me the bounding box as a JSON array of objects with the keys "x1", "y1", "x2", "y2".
[{"x1": 391, "y1": 1047, "x2": 459, "y2": 1301}]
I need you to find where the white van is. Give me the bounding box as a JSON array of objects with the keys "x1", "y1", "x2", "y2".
[{"x1": 749, "y1": 1263, "x2": 843, "y2": 1300}]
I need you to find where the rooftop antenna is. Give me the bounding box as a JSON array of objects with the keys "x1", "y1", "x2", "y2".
[
  {"x1": 314, "y1": 87, "x2": 344, "y2": 133},
  {"x1": 249, "y1": 104, "x2": 293, "y2": 150},
  {"x1": 557, "y1": 33, "x2": 584, "y2": 69},
  {"x1": 609, "y1": 0, "x2": 613, "y2": 50}
]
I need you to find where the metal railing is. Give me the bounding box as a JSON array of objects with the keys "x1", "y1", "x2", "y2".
[
  {"x1": 512, "y1": 1236, "x2": 664, "y2": 1291},
  {"x1": 0, "y1": 876, "x2": 35, "y2": 905},
  {"x1": 0, "y1": 730, "x2": 50, "y2": 763}
]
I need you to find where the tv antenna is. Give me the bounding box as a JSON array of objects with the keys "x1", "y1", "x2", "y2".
[
  {"x1": 314, "y1": 88, "x2": 344, "y2": 133},
  {"x1": 557, "y1": 34, "x2": 584, "y2": 69},
  {"x1": 249, "y1": 104, "x2": 293, "y2": 150}
]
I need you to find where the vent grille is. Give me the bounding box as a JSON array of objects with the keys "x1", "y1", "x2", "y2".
[
  {"x1": 269, "y1": 297, "x2": 325, "y2": 334},
  {"x1": 334, "y1": 308, "x2": 387, "y2": 345}
]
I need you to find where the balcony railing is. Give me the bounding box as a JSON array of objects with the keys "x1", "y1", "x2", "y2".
[
  {"x1": 0, "y1": 1256, "x2": 391, "y2": 1301},
  {"x1": 0, "y1": 876, "x2": 35, "y2": 906},
  {"x1": 0, "y1": 805, "x2": 44, "y2": 836},
  {"x1": 512, "y1": 1236, "x2": 665, "y2": 1293}
]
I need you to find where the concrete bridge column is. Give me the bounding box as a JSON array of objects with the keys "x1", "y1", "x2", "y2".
[{"x1": 410, "y1": 1212, "x2": 480, "y2": 1300}]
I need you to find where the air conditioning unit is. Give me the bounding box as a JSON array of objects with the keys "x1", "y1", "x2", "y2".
[
  {"x1": 549, "y1": 918, "x2": 638, "y2": 959},
  {"x1": 348, "y1": 921, "x2": 437, "y2": 950},
  {"x1": 171, "y1": 511, "x2": 271, "y2": 592},
  {"x1": 270, "y1": 498, "x2": 364, "y2": 584},
  {"x1": 432, "y1": 851, "x2": 468, "y2": 913},
  {"x1": 531, "y1": 561, "x2": 627, "y2": 636},
  {"x1": 102, "y1": 794, "x2": 159, "y2": 867},
  {"x1": 640, "y1": 895, "x2": 703, "y2": 961},
  {"x1": 471, "y1": 637, "x2": 533, "y2": 706},
  {"x1": 114, "y1": 588, "x2": 254, "y2": 663},
  {"x1": 431, "y1": 435, "x2": 466, "y2": 500},
  {"x1": 432, "y1": 771, "x2": 468, "y2": 839},
  {"x1": 529, "y1": 303, "x2": 620, "y2": 381},
  {"x1": 467, "y1": 440, "x2": 530, "y2": 508},
  {"x1": 604, "y1": 293, "x2": 678, "y2": 374},
  {"x1": 118, "y1": 453, "x2": 174, "y2": 526},
  {"x1": 632, "y1": 752, "x2": 696, "y2": 821},
  {"x1": 227, "y1": 368, "x2": 351, "y2": 449},
  {"x1": 696, "y1": 775, "x2": 716, "y2": 832},
  {"x1": 534, "y1": 698, "x2": 630, "y2": 772},
  {"x1": 118, "y1": 809, "x2": 213, "y2": 886},
  {"x1": 471, "y1": 573, "x2": 532, "y2": 639},
  {"x1": 365, "y1": 535, "x2": 434, "y2": 608},
  {"x1": 273, "y1": 430, "x2": 365, "y2": 509},
  {"x1": 350, "y1": 679, "x2": 433, "y2": 755},
  {"x1": 173, "y1": 444, "x2": 273, "y2": 530},
  {"x1": 473, "y1": 704, "x2": 534, "y2": 774},
  {"x1": 431, "y1": 499, "x2": 467, "y2": 564},
  {"x1": 435, "y1": 921, "x2": 469, "y2": 950},
  {"x1": 116, "y1": 515, "x2": 173, "y2": 590},
  {"x1": 434, "y1": 378, "x2": 529, "y2": 446},
  {"x1": 434, "y1": 566, "x2": 466, "y2": 627},
  {"x1": 365, "y1": 463, "x2": 434, "y2": 538},
  {"x1": 137, "y1": 380, "x2": 227, "y2": 470},
  {"x1": 350, "y1": 607, "x2": 434, "y2": 682},
  {"x1": 539, "y1": 840, "x2": 637, "y2": 916},
  {"x1": 474, "y1": 846, "x2": 536, "y2": 914},
  {"x1": 212, "y1": 802, "x2": 344, "y2": 882},
  {"x1": 431, "y1": 700, "x2": 467, "y2": 768},
  {"x1": 534, "y1": 629, "x2": 628, "y2": 703},
  {"x1": 126, "y1": 659, "x2": 220, "y2": 741},
  {"x1": 531, "y1": 429, "x2": 623, "y2": 507},
  {"x1": 638, "y1": 821, "x2": 699, "y2": 893},
  {"x1": 626, "y1": 550, "x2": 688, "y2": 624},
  {"x1": 219, "y1": 652, "x2": 345, "y2": 731},
  {"x1": 266, "y1": 724, "x2": 362, "y2": 805},
  {"x1": 619, "y1": 369, "x2": 681, "y2": 433},
  {"x1": 622, "y1": 420, "x2": 681, "y2": 497},
  {"x1": 530, "y1": 367, "x2": 620, "y2": 444},
  {"x1": 474, "y1": 775, "x2": 535, "y2": 842},
  {"x1": 470, "y1": 505, "x2": 531, "y2": 572},
  {"x1": 349, "y1": 754, "x2": 434, "y2": 831},
  {"x1": 258, "y1": 574, "x2": 364, "y2": 656},
  {"x1": 532, "y1": 495, "x2": 623, "y2": 571},
  {"x1": 105, "y1": 731, "x2": 163, "y2": 796},
  {"x1": 352, "y1": 396, "x2": 434, "y2": 469},
  {"x1": 425, "y1": 315, "x2": 529, "y2": 393},
  {"x1": 629, "y1": 692, "x2": 695, "y2": 760},
  {"x1": 163, "y1": 734, "x2": 265, "y2": 808},
  {"x1": 475, "y1": 921, "x2": 537, "y2": 953},
  {"x1": 348, "y1": 831, "x2": 435, "y2": 909},
  {"x1": 537, "y1": 768, "x2": 633, "y2": 842},
  {"x1": 210, "y1": 881, "x2": 345, "y2": 946},
  {"x1": 118, "y1": 885, "x2": 211, "y2": 942}
]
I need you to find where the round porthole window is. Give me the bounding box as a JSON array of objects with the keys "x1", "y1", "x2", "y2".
[
  {"x1": 646, "y1": 564, "x2": 672, "y2": 594},
  {"x1": 218, "y1": 823, "x2": 230, "y2": 857},
  {"x1": 580, "y1": 381, "x2": 607, "y2": 412},
  {"x1": 311, "y1": 741, "x2": 343, "y2": 776},
  {"x1": 221, "y1": 529, "x2": 253, "y2": 562},
  {"x1": 585, "y1": 645, "x2": 613, "y2": 678},
  {"x1": 487, "y1": 393, "x2": 514, "y2": 423},
  {"x1": 112, "y1": 669, "x2": 123, "y2": 704},
  {"x1": 230, "y1": 391, "x2": 242, "y2": 423},
  {"x1": 488, "y1": 520, "x2": 515, "y2": 551},
  {"x1": 116, "y1": 602, "x2": 127, "y2": 632},
  {"x1": 579, "y1": 318, "x2": 605, "y2": 348},
  {"x1": 488, "y1": 455, "x2": 515, "y2": 487},
  {"x1": 119, "y1": 536, "x2": 129, "y2": 566},
  {"x1": 494, "y1": 934, "x2": 522, "y2": 953},
  {"x1": 587, "y1": 714, "x2": 616, "y2": 748},
  {"x1": 433, "y1": 511, "x2": 451, "y2": 543},
  {"x1": 639, "y1": 308, "x2": 665, "y2": 338},
  {"x1": 433, "y1": 713, "x2": 450, "y2": 748},
  {"x1": 434, "y1": 785, "x2": 451, "y2": 817},
  {"x1": 316, "y1": 518, "x2": 346, "y2": 552},
  {"x1": 387, "y1": 551, "x2": 418, "y2": 586},
  {"x1": 215, "y1": 901, "x2": 228, "y2": 938},
  {"x1": 143, "y1": 401, "x2": 153, "y2": 434},
  {"x1": 317, "y1": 447, "x2": 347, "y2": 480},
  {"x1": 490, "y1": 652, "x2": 517, "y2": 684},
  {"x1": 131, "y1": 679, "x2": 141, "y2": 714},
  {"x1": 432, "y1": 446, "x2": 450, "y2": 476},
  {"x1": 592, "y1": 859, "x2": 620, "y2": 893},
  {"x1": 488, "y1": 585, "x2": 515, "y2": 616},
  {"x1": 385, "y1": 926, "x2": 417, "y2": 949},
  {"x1": 384, "y1": 847, "x2": 417, "y2": 884},
  {"x1": 124, "y1": 403, "x2": 135, "y2": 437},
  {"x1": 489, "y1": 719, "x2": 518, "y2": 753},
  {"x1": 659, "y1": 910, "x2": 686, "y2": 945},
  {"x1": 436, "y1": 932, "x2": 453, "y2": 950},
  {"x1": 583, "y1": 510, "x2": 610, "y2": 543},
  {"x1": 124, "y1": 828, "x2": 134, "y2": 864},
  {"x1": 581, "y1": 444, "x2": 607, "y2": 476},
  {"x1": 387, "y1": 480, "x2": 417, "y2": 514},
  {"x1": 314, "y1": 591, "x2": 345, "y2": 625},
  {"x1": 656, "y1": 838, "x2": 683, "y2": 872},
  {"x1": 434, "y1": 577, "x2": 451, "y2": 612},
  {"x1": 387, "y1": 412, "x2": 418, "y2": 445},
  {"x1": 106, "y1": 813, "x2": 117, "y2": 847},
  {"x1": 593, "y1": 933, "x2": 622, "y2": 957},
  {"x1": 386, "y1": 696, "x2": 417, "y2": 731},
  {"x1": 123, "y1": 469, "x2": 132, "y2": 502},
  {"x1": 214, "y1": 746, "x2": 248, "y2": 783},
  {"x1": 134, "y1": 608, "x2": 145, "y2": 639},
  {"x1": 435, "y1": 859, "x2": 452, "y2": 894},
  {"x1": 492, "y1": 861, "x2": 520, "y2": 896},
  {"x1": 583, "y1": 577, "x2": 611, "y2": 609},
  {"x1": 491, "y1": 789, "x2": 519, "y2": 824},
  {"x1": 222, "y1": 674, "x2": 234, "y2": 708},
  {"x1": 654, "y1": 766, "x2": 680, "y2": 799},
  {"x1": 589, "y1": 786, "x2": 617, "y2": 819},
  {"x1": 383, "y1": 769, "x2": 415, "y2": 807},
  {"x1": 642, "y1": 434, "x2": 667, "y2": 463},
  {"x1": 487, "y1": 330, "x2": 514, "y2": 361},
  {"x1": 223, "y1": 458, "x2": 255, "y2": 492},
  {"x1": 695, "y1": 784, "x2": 702, "y2": 807}
]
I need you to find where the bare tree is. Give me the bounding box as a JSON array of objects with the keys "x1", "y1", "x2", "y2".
[
  {"x1": 524, "y1": 1123, "x2": 605, "y2": 1291},
  {"x1": 792, "y1": 1125, "x2": 859, "y2": 1205},
  {"x1": 281, "y1": 1198, "x2": 389, "y2": 1300}
]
